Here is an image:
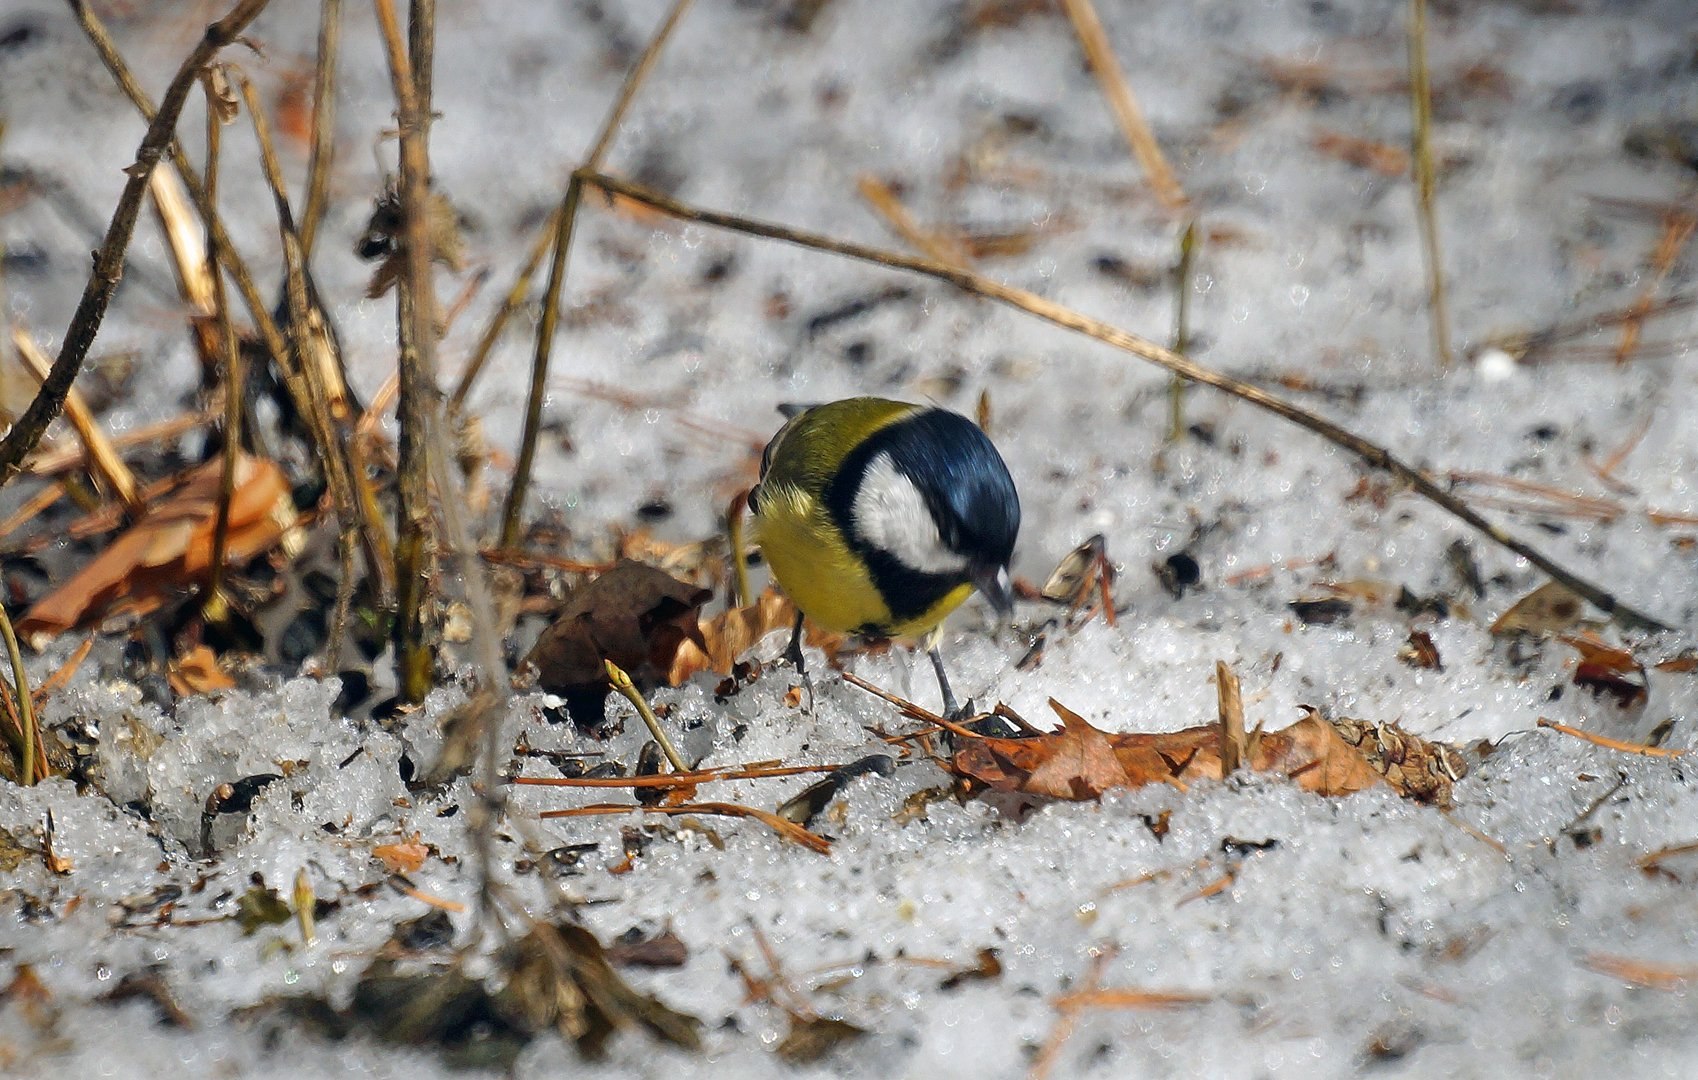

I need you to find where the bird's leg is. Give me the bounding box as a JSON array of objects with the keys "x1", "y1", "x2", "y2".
[
  {"x1": 783, "y1": 610, "x2": 807, "y2": 674},
  {"x1": 928, "y1": 642, "x2": 965, "y2": 721},
  {"x1": 784, "y1": 609, "x2": 815, "y2": 711},
  {"x1": 929, "y1": 635, "x2": 1021, "y2": 735}
]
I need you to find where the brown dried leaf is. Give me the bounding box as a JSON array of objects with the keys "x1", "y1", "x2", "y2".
[
  {"x1": 668, "y1": 588, "x2": 791, "y2": 684},
  {"x1": 499, "y1": 923, "x2": 702, "y2": 1057},
  {"x1": 373, "y1": 836, "x2": 429, "y2": 875},
  {"x1": 1491, "y1": 581, "x2": 1587, "y2": 636},
  {"x1": 1398, "y1": 630, "x2": 1443, "y2": 670},
  {"x1": 1312, "y1": 129, "x2": 1410, "y2": 176},
  {"x1": 18, "y1": 455, "x2": 299, "y2": 645},
  {"x1": 1024, "y1": 699, "x2": 1131, "y2": 799},
  {"x1": 778, "y1": 1016, "x2": 868, "y2": 1065},
  {"x1": 1562, "y1": 631, "x2": 1648, "y2": 709},
  {"x1": 522, "y1": 561, "x2": 712, "y2": 695},
  {"x1": 167, "y1": 645, "x2": 236, "y2": 696},
  {"x1": 952, "y1": 707, "x2": 1388, "y2": 800},
  {"x1": 668, "y1": 587, "x2": 845, "y2": 684}
]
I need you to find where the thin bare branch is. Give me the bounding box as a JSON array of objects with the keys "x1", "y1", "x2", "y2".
[
  {"x1": 299, "y1": 0, "x2": 343, "y2": 258},
  {"x1": 499, "y1": 0, "x2": 696, "y2": 548},
  {"x1": 580, "y1": 169, "x2": 1672, "y2": 632},
  {"x1": 1058, "y1": 0, "x2": 1187, "y2": 211},
  {"x1": 0, "y1": 0, "x2": 274, "y2": 487},
  {"x1": 1408, "y1": 0, "x2": 1453, "y2": 369}
]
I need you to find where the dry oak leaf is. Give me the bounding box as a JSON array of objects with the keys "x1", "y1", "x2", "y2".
[
  {"x1": 167, "y1": 644, "x2": 237, "y2": 696},
  {"x1": 373, "y1": 836, "x2": 430, "y2": 874},
  {"x1": 522, "y1": 560, "x2": 711, "y2": 696},
  {"x1": 17, "y1": 454, "x2": 300, "y2": 645},
  {"x1": 1561, "y1": 630, "x2": 1648, "y2": 710},
  {"x1": 667, "y1": 586, "x2": 845, "y2": 684},
  {"x1": 953, "y1": 700, "x2": 1386, "y2": 800}
]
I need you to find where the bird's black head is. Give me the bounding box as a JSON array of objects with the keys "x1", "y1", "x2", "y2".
[{"x1": 826, "y1": 407, "x2": 1021, "y2": 623}]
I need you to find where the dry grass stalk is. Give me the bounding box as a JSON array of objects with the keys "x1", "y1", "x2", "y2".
[
  {"x1": 23, "y1": 411, "x2": 213, "y2": 479},
  {"x1": 1052, "y1": 988, "x2": 1210, "y2": 1011},
  {"x1": 605, "y1": 659, "x2": 689, "y2": 772},
  {"x1": 146, "y1": 167, "x2": 216, "y2": 317},
  {"x1": 856, "y1": 175, "x2": 972, "y2": 266},
  {"x1": 1215, "y1": 660, "x2": 1246, "y2": 775},
  {"x1": 67, "y1": 2, "x2": 299, "y2": 420},
  {"x1": 0, "y1": 0, "x2": 274, "y2": 489},
  {"x1": 231, "y1": 71, "x2": 392, "y2": 619},
  {"x1": 540, "y1": 801, "x2": 832, "y2": 854},
  {"x1": 499, "y1": 0, "x2": 697, "y2": 549},
  {"x1": 202, "y1": 72, "x2": 240, "y2": 621},
  {"x1": 450, "y1": 205, "x2": 560, "y2": 409},
  {"x1": 513, "y1": 761, "x2": 840, "y2": 789},
  {"x1": 579, "y1": 169, "x2": 1671, "y2": 632},
  {"x1": 1030, "y1": 945, "x2": 1117, "y2": 1080},
  {"x1": 298, "y1": 0, "x2": 343, "y2": 259},
  {"x1": 0, "y1": 597, "x2": 44, "y2": 785},
  {"x1": 12, "y1": 329, "x2": 141, "y2": 516},
  {"x1": 1058, "y1": 0, "x2": 1187, "y2": 211},
  {"x1": 1167, "y1": 219, "x2": 1196, "y2": 442},
  {"x1": 1635, "y1": 839, "x2": 1698, "y2": 873},
  {"x1": 1407, "y1": 0, "x2": 1453, "y2": 369},
  {"x1": 1615, "y1": 210, "x2": 1696, "y2": 364},
  {"x1": 1583, "y1": 952, "x2": 1698, "y2": 992},
  {"x1": 371, "y1": 0, "x2": 444, "y2": 704},
  {"x1": 1537, "y1": 718, "x2": 1684, "y2": 759}
]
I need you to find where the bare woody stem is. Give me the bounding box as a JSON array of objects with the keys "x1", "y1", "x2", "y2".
[
  {"x1": 497, "y1": 0, "x2": 696, "y2": 549},
  {"x1": 0, "y1": 0, "x2": 274, "y2": 488},
  {"x1": 372, "y1": 0, "x2": 441, "y2": 704},
  {"x1": 1408, "y1": 0, "x2": 1453, "y2": 369},
  {"x1": 0, "y1": 598, "x2": 42, "y2": 785},
  {"x1": 204, "y1": 76, "x2": 240, "y2": 622},
  {"x1": 579, "y1": 169, "x2": 1671, "y2": 633},
  {"x1": 299, "y1": 0, "x2": 343, "y2": 259}
]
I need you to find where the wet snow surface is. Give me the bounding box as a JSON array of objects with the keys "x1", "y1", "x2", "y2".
[{"x1": 4, "y1": 0, "x2": 1698, "y2": 1076}]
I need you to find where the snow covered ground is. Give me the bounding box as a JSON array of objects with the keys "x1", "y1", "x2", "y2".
[{"x1": 3, "y1": 0, "x2": 1698, "y2": 1076}]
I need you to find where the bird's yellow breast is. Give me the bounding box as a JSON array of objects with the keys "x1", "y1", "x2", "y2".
[{"x1": 752, "y1": 481, "x2": 972, "y2": 641}]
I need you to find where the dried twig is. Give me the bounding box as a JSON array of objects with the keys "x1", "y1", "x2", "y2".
[
  {"x1": 1215, "y1": 661, "x2": 1245, "y2": 775},
  {"x1": 371, "y1": 0, "x2": 440, "y2": 704},
  {"x1": 0, "y1": 0, "x2": 273, "y2": 488},
  {"x1": 299, "y1": 0, "x2": 343, "y2": 258},
  {"x1": 1407, "y1": 0, "x2": 1453, "y2": 368},
  {"x1": 0, "y1": 597, "x2": 44, "y2": 784},
  {"x1": 499, "y1": 0, "x2": 697, "y2": 548},
  {"x1": 856, "y1": 175, "x2": 971, "y2": 266},
  {"x1": 67, "y1": 2, "x2": 299, "y2": 435},
  {"x1": 203, "y1": 73, "x2": 240, "y2": 621},
  {"x1": 605, "y1": 659, "x2": 689, "y2": 772},
  {"x1": 539, "y1": 801, "x2": 832, "y2": 854},
  {"x1": 579, "y1": 170, "x2": 1672, "y2": 632},
  {"x1": 11, "y1": 329, "x2": 141, "y2": 517},
  {"x1": 1536, "y1": 718, "x2": 1684, "y2": 759},
  {"x1": 1058, "y1": 0, "x2": 1187, "y2": 211}
]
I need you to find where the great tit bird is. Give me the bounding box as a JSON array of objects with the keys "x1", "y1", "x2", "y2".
[{"x1": 748, "y1": 397, "x2": 1020, "y2": 716}]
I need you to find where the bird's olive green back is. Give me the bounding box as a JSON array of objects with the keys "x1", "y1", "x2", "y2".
[{"x1": 759, "y1": 398, "x2": 921, "y2": 493}]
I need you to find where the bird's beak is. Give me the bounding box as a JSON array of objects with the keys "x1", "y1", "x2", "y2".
[{"x1": 972, "y1": 562, "x2": 1015, "y2": 617}]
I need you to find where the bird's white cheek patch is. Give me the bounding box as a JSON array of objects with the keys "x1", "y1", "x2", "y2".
[{"x1": 852, "y1": 453, "x2": 966, "y2": 574}]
